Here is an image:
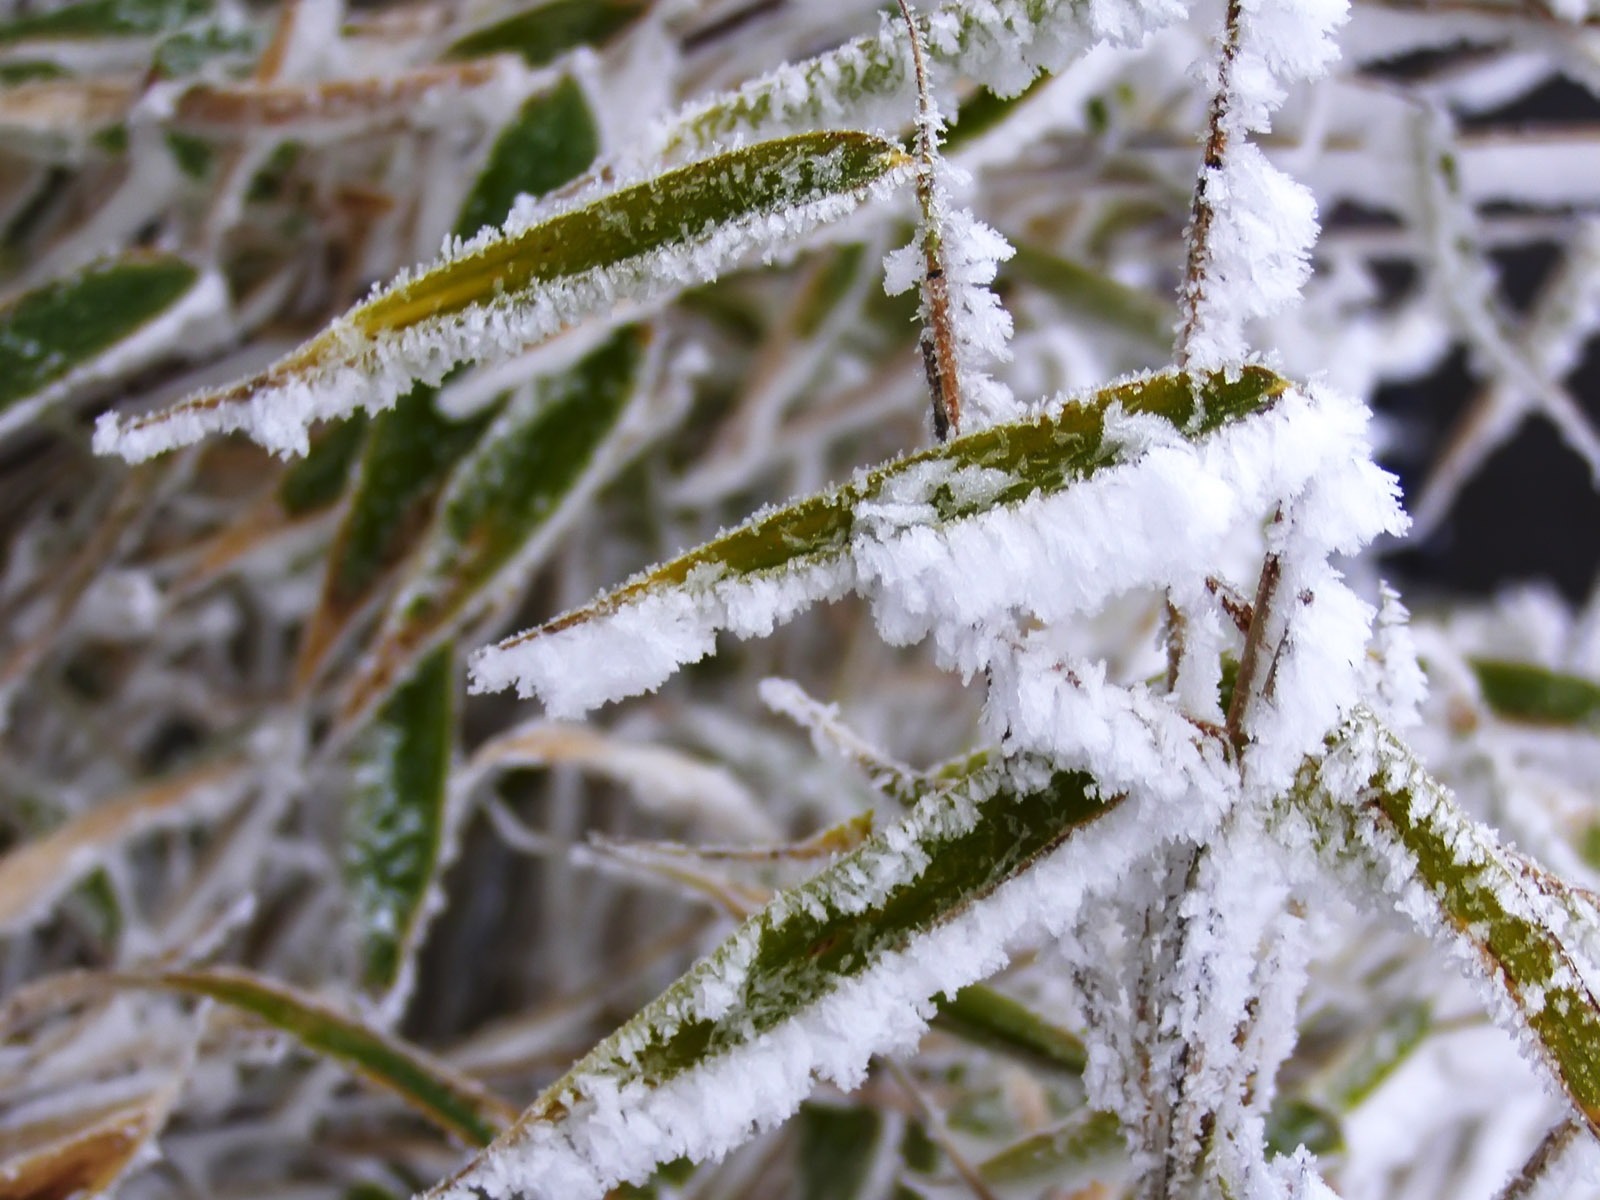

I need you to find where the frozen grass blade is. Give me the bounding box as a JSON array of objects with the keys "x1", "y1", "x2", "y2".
[
  {"x1": 473, "y1": 366, "x2": 1289, "y2": 716},
  {"x1": 127, "y1": 967, "x2": 517, "y2": 1146},
  {"x1": 0, "y1": 759, "x2": 248, "y2": 935},
  {"x1": 1291, "y1": 714, "x2": 1600, "y2": 1134},
  {"x1": 95, "y1": 132, "x2": 911, "y2": 461},
  {"x1": 0, "y1": 1086, "x2": 182, "y2": 1199},
  {"x1": 424, "y1": 756, "x2": 1123, "y2": 1200}
]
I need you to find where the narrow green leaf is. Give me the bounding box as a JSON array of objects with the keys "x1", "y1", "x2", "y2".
[
  {"x1": 294, "y1": 386, "x2": 497, "y2": 688},
  {"x1": 132, "y1": 967, "x2": 516, "y2": 1145},
  {"x1": 484, "y1": 366, "x2": 1287, "y2": 671},
  {"x1": 977, "y1": 1109, "x2": 1125, "y2": 1186},
  {"x1": 353, "y1": 132, "x2": 903, "y2": 336},
  {"x1": 0, "y1": 254, "x2": 199, "y2": 418},
  {"x1": 337, "y1": 327, "x2": 649, "y2": 726},
  {"x1": 0, "y1": 0, "x2": 207, "y2": 43},
  {"x1": 1006, "y1": 242, "x2": 1173, "y2": 349},
  {"x1": 1264, "y1": 1098, "x2": 1343, "y2": 1158},
  {"x1": 276, "y1": 413, "x2": 369, "y2": 517},
  {"x1": 429, "y1": 757, "x2": 1122, "y2": 1198},
  {"x1": 1471, "y1": 658, "x2": 1600, "y2": 728},
  {"x1": 348, "y1": 646, "x2": 455, "y2": 996},
  {"x1": 933, "y1": 984, "x2": 1088, "y2": 1076},
  {"x1": 1320, "y1": 999, "x2": 1431, "y2": 1111},
  {"x1": 100, "y1": 131, "x2": 909, "y2": 460},
  {"x1": 444, "y1": 0, "x2": 649, "y2": 67},
  {"x1": 454, "y1": 76, "x2": 599, "y2": 241},
  {"x1": 798, "y1": 1105, "x2": 881, "y2": 1200},
  {"x1": 1294, "y1": 715, "x2": 1600, "y2": 1135}
]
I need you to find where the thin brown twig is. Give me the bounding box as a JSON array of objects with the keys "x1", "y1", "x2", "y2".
[
  {"x1": 896, "y1": 0, "x2": 962, "y2": 441},
  {"x1": 1175, "y1": 0, "x2": 1243, "y2": 369}
]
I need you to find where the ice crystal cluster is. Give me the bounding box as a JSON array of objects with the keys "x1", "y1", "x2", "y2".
[{"x1": 2, "y1": 1, "x2": 1600, "y2": 1199}]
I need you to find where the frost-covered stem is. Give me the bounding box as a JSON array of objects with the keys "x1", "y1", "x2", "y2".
[
  {"x1": 1494, "y1": 1120, "x2": 1586, "y2": 1200},
  {"x1": 1175, "y1": 0, "x2": 1244, "y2": 370},
  {"x1": 897, "y1": 0, "x2": 961, "y2": 440}
]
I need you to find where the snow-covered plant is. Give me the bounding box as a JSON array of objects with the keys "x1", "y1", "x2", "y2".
[{"x1": 3, "y1": 0, "x2": 1600, "y2": 1197}]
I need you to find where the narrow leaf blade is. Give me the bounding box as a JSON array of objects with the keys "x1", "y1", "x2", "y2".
[
  {"x1": 348, "y1": 645, "x2": 455, "y2": 998},
  {"x1": 425, "y1": 756, "x2": 1125, "y2": 1199},
  {"x1": 337, "y1": 325, "x2": 651, "y2": 728},
  {"x1": 132, "y1": 967, "x2": 516, "y2": 1146},
  {"x1": 472, "y1": 366, "x2": 1289, "y2": 716},
  {"x1": 97, "y1": 132, "x2": 910, "y2": 461}
]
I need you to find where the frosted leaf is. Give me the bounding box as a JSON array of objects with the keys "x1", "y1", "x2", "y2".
[
  {"x1": 94, "y1": 133, "x2": 910, "y2": 461},
  {"x1": 651, "y1": 0, "x2": 1189, "y2": 166},
  {"x1": 422, "y1": 754, "x2": 1199, "y2": 1200},
  {"x1": 1289, "y1": 714, "x2": 1600, "y2": 1136},
  {"x1": 470, "y1": 368, "x2": 1291, "y2": 716}
]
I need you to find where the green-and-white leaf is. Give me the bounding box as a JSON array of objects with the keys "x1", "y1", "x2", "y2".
[
  {"x1": 1290, "y1": 713, "x2": 1600, "y2": 1135},
  {"x1": 0, "y1": 253, "x2": 222, "y2": 440},
  {"x1": 348, "y1": 646, "x2": 455, "y2": 1003},
  {"x1": 652, "y1": 0, "x2": 1178, "y2": 164},
  {"x1": 125, "y1": 967, "x2": 516, "y2": 1145},
  {"x1": 472, "y1": 366, "x2": 1289, "y2": 717},
  {"x1": 336, "y1": 325, "x2": 653, "y2": 729},
  {"x1": 95, "y1": 131, "x2": 910, "y2": 462},
  {"x1": 423, "y1": 755, "x2": 1131, "y2": 1200}
]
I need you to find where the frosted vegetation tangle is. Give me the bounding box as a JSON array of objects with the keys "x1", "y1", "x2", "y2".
[{"x1": 3, "y1": 0, "x2": 1600, "y2": 1197}]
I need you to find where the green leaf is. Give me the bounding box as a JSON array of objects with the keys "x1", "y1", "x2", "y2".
[
  {"x1": 0, "y1": 254, "x2": 200, "y2": 424},
  {"x1": 276, "y1": 413, "x2": 370, "y2": 518},
  {"x1": 976, "y1": 1109, "x2": 1125, "y2": 1186},
  {"x1": 351, "y1": 132, "x2": 903, "y2": 337},
  {"x1": 295, "y1": 386, "x2": 496, "y2": 688},
  {"x1": 100, "y1": 130, "x2": 909, "y2": 460},
  {"x1": 337, "y1": 327, "x2": 650, "y2": 727},
  {"x1": 1294, "y1": 715, "x2": 1600, "y2": 1135},
  {"x1": 429, "y1": 757, "x2": 1122, "y2": 1197},
  {"x1": 130, "y1": 968, "x2": 516, "y2": 1145},
  {"x1": 1471, "y1": 658, "x2": 1600, "y2": 728},
  {"x1": 798, "y1": 1105, "x2": 881, "y2": 1200},
  {"x1": 454, "y1": 75, "x2": 600, "y2": 241},
  {"x1": 0, "y1": 0, "x2": 207, "y2": 43},
  {"x1": 1005, "y1": 242, "x2": 1173, "y2": 350},
  {"x1": 933, "y1": 984, "x2": 1088, "y2": 1077},
  {"x1": 1320, "y1": 999, "x2": 1431, "y2": 1111},
  {"x1": 1264, "y1": 1098, "x2": 1343, "y2": 1159},
  {"x1": 445, "y1": 0, "x2": 649, "y2": 67},
  {"x1": 348, "y1": 646, "x2": 455, "y2": 996}
]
